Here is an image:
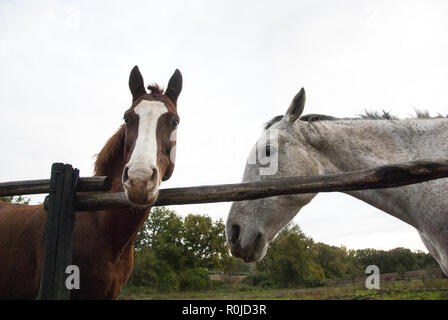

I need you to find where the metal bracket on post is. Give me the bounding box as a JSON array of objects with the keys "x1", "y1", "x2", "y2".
[{"x1": 37, "y1": 163, "x2": 79, "y2": 300}]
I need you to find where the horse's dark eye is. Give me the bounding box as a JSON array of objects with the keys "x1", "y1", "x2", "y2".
[
  {"x1": 171, "y1": 118, "x2": 179, "y2": 128},
  {"x1": 124, "y1": 117, "x2": 130, "y2": 126},
  {"x1": 265, "y1": 145, "x2": 271, "y2": 157}
]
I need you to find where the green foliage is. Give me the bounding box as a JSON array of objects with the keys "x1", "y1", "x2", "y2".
[
  {"x1": 128, "y1": 247, "x2": 157, "y2": 287},
  {"x1": 182, "y1": 214, "x2": 228, "y2": 270},
  {"x1": 127, "y1": 207, "x2": 442, "y2": 294},
  {"x1": 134, "y1": 207, "x2": 183, "y2": 251},
  {"x1": 153, "y1": 263, "x2": 179, "y2": 292},
  {"x1": 128, "y1": 207, "x2": 242, "y2": 292},
  {"x1": 242, "y1": 272, "x2": 275, "y2": 288},
  {"x1": 221, "y1": 256, "x2": 251, "y2": 275},
  {"x1": 180, "y1": 268, "x2": 211, "y2": 291},
  {"x1": 0, "y1": 195, "x2": 30, "y2": 204},
  {"x1": 128, "y1": 247, "x2": 180, "y2": 292},
  {"x1": 312, "y1": 243, "x2": 363, "y2": 280},
  {"x1": 354, "y1": 247, "x2": 436, "y2": 274},
  {"x1": 255, "y1": 224, "x2": 325, "y2": 287},
  {"x1": 396, "y1": 264, "x2": 407, "y2": 279}
]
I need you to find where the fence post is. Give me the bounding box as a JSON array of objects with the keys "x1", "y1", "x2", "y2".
[{"x1": 37, "y1": 163, "x2": 79, "y2": 300}]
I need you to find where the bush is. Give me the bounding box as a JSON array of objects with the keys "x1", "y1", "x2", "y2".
[
  {"x1": 233, "y1": 282, "x2": 254, "y2": 292},
  {"x1": 128, "y1": 247, "x2": 179, "y2": 292},
  {"x1": 260, "y1": 225, "x2": 325, "y2": 288},
  {"x1": 127, "y1": 248, "x2": 157, "y2": 287},
  {"x1": 305, "y1": 262, "x2": 326, "y2": 287},
  {"x1": 180, "y1": 268, "x2": 211, "y2": 291},
  {"x1": 155, "y1": 266, "x2": 179, "y2": 292},
  {"x1": 241, "y1": 272, "x2": 275, "y2": 288}
]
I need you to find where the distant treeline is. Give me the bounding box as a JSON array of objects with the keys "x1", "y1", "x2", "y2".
[{"x1": 126, "y1": 206, "x2": 440, "y2": 292}]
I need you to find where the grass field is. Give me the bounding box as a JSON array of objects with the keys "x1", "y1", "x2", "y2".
[{"x1": 118, "y1": 277, "x2": 448, "y2": 300}]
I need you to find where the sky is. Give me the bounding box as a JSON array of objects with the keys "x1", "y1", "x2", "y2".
[{"x1": 1, "y1": 0, "x2": 447, "y2": 252}]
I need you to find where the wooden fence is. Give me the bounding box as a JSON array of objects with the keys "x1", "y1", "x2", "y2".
[{"x1": 1, "y1": 159, "x2": 448, "y2": 299}]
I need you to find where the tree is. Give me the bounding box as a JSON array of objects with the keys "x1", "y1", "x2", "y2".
[
  {"x1": 414, "y1": 250, "x2": 438, "y2": 269},
  {"x1": 312, "y1": 243, "x2": 363, "y2": 280},
  {"x1": 134, "y1": 207, "x2": 183, "y2": 251},
  {"x1": 312, "y1": 243, "x2": 346, "y2": 278},
  {"x1": 182, "y1": 214, "x2": 228, "y2": 270},
  {"x1": 396, "y1": 264, "x2": 407, "y2": 280},
  {"x1": 0, "y1": 195, "x2": 30, "y2": 204},
  {"x1": 130, "y1": 207, "x2": 232, "y2": 291},
  {"x1": 354, "y1": 247, "x2": 434, "y2": 274},
  {"x1": 389, "y1": 247, "x2": 417, "y2": 271},
  {"x1": 130, "y1": 207, "x2": 184, "y2": 290},
  {"x1": 258, "y1": 224, "x2": 324, "y2": 287}
]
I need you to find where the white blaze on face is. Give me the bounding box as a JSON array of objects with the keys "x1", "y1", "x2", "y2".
[
  {"x1": 169, "y1": 128, "x2": 177, "y2": 164},
  {"x1": 126, "y1": 100, "x2": 168, "y2": 183}
]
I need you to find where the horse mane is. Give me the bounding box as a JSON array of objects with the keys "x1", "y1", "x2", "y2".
[
  {"x1": 264, "y1": 115, "x2": 284, "y2": 129},
  {"x1": 94, "y1": 125, "x2": 125, "y2": 176},
  {"x1": 264, "y1": 109, "x2": 447, "y2": 129}
]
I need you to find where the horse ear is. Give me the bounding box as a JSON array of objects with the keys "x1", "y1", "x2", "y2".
[
  {"x1": 285, "y1": 88, "x2": 306, "y2": 122},
  {"x1": 129, "y1": 65, "x2": 146, "y2": 102},
  {"x1": 165, "y1": 69, "x2": 182, "y2": 105}
]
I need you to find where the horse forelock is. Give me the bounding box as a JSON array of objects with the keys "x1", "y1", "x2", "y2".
[{"x1": 147, "y1": 83, "x2": 164, "y2": 95}]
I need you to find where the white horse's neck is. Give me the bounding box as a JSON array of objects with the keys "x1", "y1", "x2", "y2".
[{"x1": 299, "y1": 118, "x2": 448, "y2": 229}]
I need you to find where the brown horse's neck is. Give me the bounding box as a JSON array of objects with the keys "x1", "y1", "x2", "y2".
[{"x1": 93, "y1": 125, "x2": 150, "y2": 257}]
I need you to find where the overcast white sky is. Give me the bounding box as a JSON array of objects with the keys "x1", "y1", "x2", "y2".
[{"x1": 1, "y1": 0, "x2": 447, "y2": 252}]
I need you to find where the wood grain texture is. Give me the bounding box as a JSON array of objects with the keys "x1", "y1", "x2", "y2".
[{"x1": 0, "y1": 176, "x2": 111, "y2": 197}]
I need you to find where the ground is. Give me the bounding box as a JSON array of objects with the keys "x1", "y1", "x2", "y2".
[{"x1": 118, "y1": 277, "x2": 448, "y2": 300}]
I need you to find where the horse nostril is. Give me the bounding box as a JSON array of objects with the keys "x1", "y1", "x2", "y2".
[
  {"x1": 122, "y1": 166, "x2": 129, "y2": 183},
  {"x1": 230, "y1": 224, "x2": 240, "y2": 245},
  {"x1": 254, "y1": 232, "x2": 263, "y2": 246},
  {"x1": 149, "y1": 167, "x2": 158, "y2": 184}
]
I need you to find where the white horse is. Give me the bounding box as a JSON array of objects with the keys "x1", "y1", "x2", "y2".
[{"x1": 226, "y1": 88, "x2": 448, "y2": 276}]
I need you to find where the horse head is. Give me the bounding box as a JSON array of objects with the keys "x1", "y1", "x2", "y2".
[
  {"x1": 122, "y1": 66, "x2": 182, "y2": 206},
  {"x1": 226, "y1": 88, "x2": 323, "y2": 262}
]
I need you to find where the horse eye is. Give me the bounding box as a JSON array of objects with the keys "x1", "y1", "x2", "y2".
[
  {"x1": 171, "y1": 119, "x2": 179, "y2": 128},
  {"x1": 265, "y1": 145, "x2": 271, "y2": 157},
  {"x1": 124, "y1": 117, "x2": 130, "y2": 126}
]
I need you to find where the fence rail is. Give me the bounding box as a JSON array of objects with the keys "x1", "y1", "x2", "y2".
[{"x1": 0, "y1": 176, "x2": 111, "y2": 197}]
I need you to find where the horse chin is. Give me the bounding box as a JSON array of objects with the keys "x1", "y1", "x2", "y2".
[
  {"x1": 242, "y1": 246, "x2": 267, "y2": 263},
  {"x1": 246, "y1": 242, "x2": 268, "y2": 263},
  {"x1": 229, "y1": 237, "x2": 268, "y2": 263},
  {"x1": 124, "y1": 188, "x2": 159, "y2": 208}
]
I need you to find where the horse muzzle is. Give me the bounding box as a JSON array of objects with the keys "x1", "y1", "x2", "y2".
[
  {"x1": 122, "y1": 165, "x2": 160, "y2": 206},
  {"x1": 226, "y1": 223, "x2": 268, "y2": 263}
]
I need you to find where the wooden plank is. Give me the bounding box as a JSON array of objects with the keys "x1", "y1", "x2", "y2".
[
  {"x1": 0, "y1": 176, "x2": 110, "y2": 197},
  {"x1": 75, "y1": 159, "x2": 448, "y2": 211},
  {"x1": 0, "y1": 179, "x2": 50, "y2": 197},
  {"x1": 53, "y1": 165, "x2": 78, "y2": 299},
  {"x1": 76, "y1": 176, "x2": 111, "y2": 192},
  {"x1": 37, "y1": 163, "x2": 65, "y2": 299},
  {"x1": 37, "y1": 163, "x2": 78, "y2": 300}
]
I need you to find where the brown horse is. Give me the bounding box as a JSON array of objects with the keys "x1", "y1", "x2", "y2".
[{"x1": 0, "y1": 66, "x2": 182, "y2": 299}]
